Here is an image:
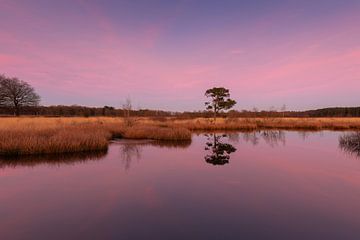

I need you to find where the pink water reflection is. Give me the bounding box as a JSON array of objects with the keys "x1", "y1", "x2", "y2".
[{"x1": 0, "y1": 131, "x2": 360, "y2": 239}]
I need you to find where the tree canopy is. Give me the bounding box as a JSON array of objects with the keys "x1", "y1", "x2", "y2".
[
  {"x1": 0, "y1": 75, "x2": 40, "y2": 116},
  {"x1": 205, "y1": 87, "x2": 236, "y2": 120}
]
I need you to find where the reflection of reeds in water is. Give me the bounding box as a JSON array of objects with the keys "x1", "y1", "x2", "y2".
[
  {"x1": 151, "y1": 140, "x2": 192, "y2": 148},
  {"x1": 241, "y1": 131, "x2": 260, "y2": 145},
  {"x1": 261, "y1": 130, "x2": 285, "y2": 147},
  {"x1": 339, "y1": 132, "x2": 360, "y2": 157},
  {"x1": 0, "y1": 150, "x2": 107, "y2": 168},
  {"x1": 113, "y1": 139, "x2": 192, "y2": 149},
  {"x1": 241, "y1": 130, "x2": 285, "y2": 147}
]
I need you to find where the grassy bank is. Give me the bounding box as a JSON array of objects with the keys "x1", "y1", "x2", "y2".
[
  {"x1": 0, "y1": 117, "x2": 190, "y2": 156},
  {"x1": 1, "y1": 117, "x2": 360, "y2": 156},
  {"x1": 166, "y1": 117, "x2": 360, "y2": 131}
]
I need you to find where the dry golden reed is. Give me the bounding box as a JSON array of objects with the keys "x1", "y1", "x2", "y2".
[
  {"x1": 0, "y1": 117, "x2": 191, "y2": 156},
  {"x1": 1, "y1": 117, "x2": 360, "y2": 156},
  {"x1": 1, "y1": 117, "x2": 106, "y2": 156},
  {"x1": 153, "y1": 117, "x2": 360, "y2": 131},
  {"x1": 123, "y1": 126, "x2": 191, "y2": 141}
]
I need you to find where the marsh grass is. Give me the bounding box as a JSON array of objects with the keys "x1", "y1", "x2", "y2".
[
  {"x1": 161, "y1": 117, "x2": 360, "y2": 131},
  {"x1": 0, "y1": 117, "x2": 191, "y2": 156},
  {"x1": 123, "y1": 126, "x2": 191, "y2": 141},
  {"x1": 2, "y1": 117, "x2": 360, "y2": 156},
  {"x1": 0, "y1": 124, "x2": 111, "y2": 155}
]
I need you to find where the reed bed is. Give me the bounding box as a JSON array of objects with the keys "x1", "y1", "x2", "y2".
[
  {"x1": 149, "y1": 117, "x2": 360, "y2": 131},
  {"x1": 0, "y1": 123, "x2": 111, "y2": 155},
  {"x1": 122, "y1": 126, "x2": 191, "y2": 141},
  {"x1": 0, "y1": 117, "x2": 191, "y2": 156},
  {"x1": 1, "y1": 117, "x2": 360, "y2": 156}
]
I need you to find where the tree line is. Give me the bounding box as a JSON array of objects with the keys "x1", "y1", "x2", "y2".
[
  {"x1": 2, "y1": 103, "x2": 360, "y2": 118},
  {"x1": 1, "y1": 74, "x2": 360, "y2": 118}
]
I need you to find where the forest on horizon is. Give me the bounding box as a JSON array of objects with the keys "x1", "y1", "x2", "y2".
[{"x1": 1, "y1": 105, "x2": 360, "y2": 118}]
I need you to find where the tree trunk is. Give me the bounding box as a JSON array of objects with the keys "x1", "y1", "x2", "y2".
[
  {"x1": 14, "y1": 101, "x2": 20, "y2": 116},
  {"x1": 213, "y1": 105, "x2": 217, "y2": 123},
  {"x1": 15, "y1": 107, "x2": 20, "y2": 116}
]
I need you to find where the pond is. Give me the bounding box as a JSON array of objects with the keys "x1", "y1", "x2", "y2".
[{"x1": 1, "y1": 131, "x2": 360, "y2": 239}]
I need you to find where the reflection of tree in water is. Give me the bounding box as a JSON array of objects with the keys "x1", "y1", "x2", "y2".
[
  {"x1": 116, "y1": 139, "x2": 192, "y2": 170},
  {"x1": 0, "y1": 150, "x2": 107, "y2": 169},
  {"x1": 204, "y1": 133, "x2": 237, "y2": 165},
  {"x1": 120, "y1": 142, "x2": 142, "y2": 170},
  {"x1": 339, "y1": 132, "x2": 360, "y2": 157},
  {"x1": 241, "y1": 130, "x2": 285, "y2": 147}
]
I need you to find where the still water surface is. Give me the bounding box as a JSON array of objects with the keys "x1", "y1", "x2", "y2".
[{"x1": 1, "y1": 131, "x2": 360, "y2": 239}]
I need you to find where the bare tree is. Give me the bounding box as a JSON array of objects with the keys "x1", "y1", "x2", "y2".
[
  {"x1": 0, "y1": 74, "x2": 40, "y2": 116},
  {"x1": 268, "y1": 106, "x2": 276, "y2": 118},
  {"x1": 122, "y1": 97, "x2": 135, "y2": 126},
  {"x1": 122, "y1": 97, "x2": 132, "y2": 118},
  {"x1": 252, "y1": 107, "x2": 258, "y2": 117},
  {"x1": 281, "y1": 104, "x2": 287, "y2": 118}
]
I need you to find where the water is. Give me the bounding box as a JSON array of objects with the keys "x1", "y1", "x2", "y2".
[{"x1": 1, "y1": 131, "x2": 360, "y2": 240}]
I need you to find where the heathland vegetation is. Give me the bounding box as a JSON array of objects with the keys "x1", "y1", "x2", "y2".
[{"x1": 1, "y1": 74, "x2": 360, "y2": 156}]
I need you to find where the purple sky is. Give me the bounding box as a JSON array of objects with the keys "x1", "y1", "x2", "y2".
[{"x1": 0, "y1": 0, "x2": 359, "y2": 111}]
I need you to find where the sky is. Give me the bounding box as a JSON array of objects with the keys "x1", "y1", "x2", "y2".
[{"x1": 0, "y1": 0, "x2": 359, "y2": 111}]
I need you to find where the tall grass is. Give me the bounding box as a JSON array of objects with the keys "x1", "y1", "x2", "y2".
[
  {"x1": 149, "y1": 117, "x2": 360, "y2": 131},
  {"x1": 123, "y1": 126, "x2": 191, "y2": 141},
  {"x1": 0, "y1": 117, "x2": 191, "y2": 156},
  {"x1": 0, "y1": 123, "x2": 111, "y2": 155},
  {"x1": 2, "y1": 117, "x2": 360, "y2": 156}
]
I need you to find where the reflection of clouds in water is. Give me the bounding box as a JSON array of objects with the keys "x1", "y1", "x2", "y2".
[
  {"x1": 204, "y1": 133, "x2": 237, "y2": 166},
  {"x1": 0, "y1": 150, "x2": 108, "y2": 169},
  {"x1": 339, "y1": 132, "x2": 360, "y2": 158},
  {"x1": 241, "y1": 130, "x2": 285, "y2": 147}
]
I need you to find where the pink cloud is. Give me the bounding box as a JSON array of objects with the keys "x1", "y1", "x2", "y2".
[
  {"x1": 0, "y1": 54, "x2": 21, "y2": 65},
  {"x1": 0, "y1": 0, "x2": 359, "y2": 110}
]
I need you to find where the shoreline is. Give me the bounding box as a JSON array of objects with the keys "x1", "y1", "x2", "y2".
[{"x1": 1, "y1": 117, "x2": 360, "y2": 157}]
